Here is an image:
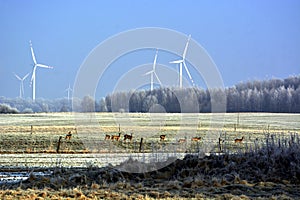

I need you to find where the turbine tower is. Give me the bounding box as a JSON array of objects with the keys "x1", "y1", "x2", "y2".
[
  {"x1": 14, "y1": 72, "x2": 30, "y2": 98},
  {"x1": 143, "y1": 49, "x2": 161, "y2": 91},
  {"x1": 29, "y1": 40, "x2": 53, "y2": 101},
  {"x1": 65, "y1": 83, "x2": 72, "y2": 101},
  {"x1": 170, "y1": 34, "x2": 195, "y2": 88}
]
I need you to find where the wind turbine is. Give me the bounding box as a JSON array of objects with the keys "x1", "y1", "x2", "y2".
[
  {"x1": 29, "y1": 40, "x2": 53, "y2": 101},
  {"x1": 13, "y1": 72, "x2": 30, "y2": 98},
  {"x1": 170, "y1": 34, "x2": 195, "y2": 88},
  {"x1": 143, "y1": 49, "x2": 162, "y2": 91},
  {"x1": 65, "y1": 83, "x2": 72, "y2": 101}
]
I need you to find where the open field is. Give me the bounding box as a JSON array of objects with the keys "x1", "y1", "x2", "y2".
[
  {"x1": 0, "y1": 112, "x2": 300, "y2": 199},
  {"x1": 0, "y1": 112, "x2": 299, "y2": 167},
  {"x1": 0, "y1": 112, "x2": 299, "y2": 155}
]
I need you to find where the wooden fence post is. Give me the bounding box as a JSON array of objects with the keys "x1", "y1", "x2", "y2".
[
  {"x1": 56, "y1": 136, "x2": 62, "y2": 153},
  {"x1": 139, "y1": 138, "x2": 143, "y2": 153},
  {"x1": 218, "y1": 137, "x2": 222, "y2": 153}
]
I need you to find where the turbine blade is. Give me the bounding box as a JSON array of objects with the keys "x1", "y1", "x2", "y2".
[
  {"x1": 143, "y1": 70, "x2": 153, "y2": 76},
  {"x1": 154, "y1": 72, "x2": 162, "y2": 85},
  {"x1": 183, "y1": 61, "x2": 195, "y2": 85},
  {"x1": 30, "y1": 67, "x2": 36, "y2": 86},
  {"x1": 182, "y1": 34, "x2": 191, "y2": 59},
  {"x1": 65, "y1": 84, "x2": 72, "y2": 92},
  {"x1": 14, "y1": 73, "x2": 22, "y2": 80},
  {"x1": 21, "y1": 81, "x2": 24, "y2": 98},
  {"x1": 30, "y1": 74, "x2": 34, "y2": 86},
  {"x1": 36, "y1": 64, "x2": 53, "y2": 69},
  {"x1": 30, "y1": 41, "x2": 37, "y2": 65},
  {"x1": 153, "y1": 49, "x2": 158, "y2": 70},
  {"x1": 170, "y1": 59, "x2": 183, "y2": 64},
  {"x1": 23, "y1": 72, "x2": 30, "y2": 80}
]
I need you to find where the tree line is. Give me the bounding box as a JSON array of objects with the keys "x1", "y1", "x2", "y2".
[
  {"x1": 105, "y1": 76, "x2": 300, "y2": 113},
  {"x1": 0, "y1": 76, "x2": 299, "y2": 113}
]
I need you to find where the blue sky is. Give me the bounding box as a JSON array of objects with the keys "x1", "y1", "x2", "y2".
[{"x1": 0, "y1": 0, "x2": 299, "y2": 99}]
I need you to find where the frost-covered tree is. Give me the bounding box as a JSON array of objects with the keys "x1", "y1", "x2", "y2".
[
  {"x1": 81, "y1": 95, "x2": 95, "y2": 112},
  {"x1": 0, "y1": 103, "x2": 19, "y2": 113}
]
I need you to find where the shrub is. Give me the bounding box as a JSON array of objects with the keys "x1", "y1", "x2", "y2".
[
  {"x1": 0, "y1": 103, "x2": 19, "y2": 113},
  {"x1": 22, "y1": 108, "x2": 33, "y2": 113}
]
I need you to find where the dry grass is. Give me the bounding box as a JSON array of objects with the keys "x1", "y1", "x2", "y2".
[{"x1": 0, "y1": 133, "x2": 299, "y2": 199}]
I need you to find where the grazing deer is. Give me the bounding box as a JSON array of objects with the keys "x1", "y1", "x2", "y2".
[
  {"x1": 65, "y1": 131, "x2": 72, "y2": 140},
  {"x1": 219, "y1": 137, "x2": 224, "y2": 144},
  {"x1": 178, "y1": 138, "x2": 186, "y2": 143},
  {"x1": 124, "y1": 133, "x2": 133, "y2": 141},
  {"x1": 111, "y1": 132, "x2": 121, "y2": 141},
  {"x1": 191, "y1": 137, "x2": 201, "y2": 142},
  {"x1": 234, "y1": 136, "x2": 244, "y2": 143},
  {"x1": 105, "y1": 134, "x2": 110, "y2": 140},
  {"x1": 160, "y1": 135, "x2": 166, "y2": 141}
]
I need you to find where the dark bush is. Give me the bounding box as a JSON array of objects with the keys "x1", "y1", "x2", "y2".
[{"x1": 0, "y1": 103, "x2": 19, "y2": 114}]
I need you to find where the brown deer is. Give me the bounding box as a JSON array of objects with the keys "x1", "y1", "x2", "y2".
[
  {"x1": 65, "y1": 131, "x2": 72, "y2": 140},
  {"x1": 111, "y1": 132, "x2": 121, "y2": 141},
  {"x1": 219, "y1": 137, "x2": 224, "y2": 144},
  {"x1": 234, "y1": 136, "x2": 244, "y2": 143},
  {"x1": 178, "y1": 138, "x2": 186, "y2": 143},
  {"x1": 160, "y1": 135, "x2": 166, "y2": 141},
  {"x1": 191, "y1": 137, "x2": 201, "y2": 142},
  {"x1": 105, "y1": 134, "x2": 110, "y2": 140},
  {"x1": 124, "y1": 133, "x2": 133, "y2": 141}
]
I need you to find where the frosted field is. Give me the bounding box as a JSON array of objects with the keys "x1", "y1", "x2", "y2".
[
  {"x1": 0, "y1": 152, "x2": 188, "y2": 168},
  {"x1": 0, "y1": 112, "x2": 299, "y2": 168},
  {"x1": 0, "y1": 112, "x2": 299, "y2": 199}
]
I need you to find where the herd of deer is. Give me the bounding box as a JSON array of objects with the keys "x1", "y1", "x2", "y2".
[
  {"x1": 105, "y1": 132, "x2": 133, "y2": 142},
  {"x1": 64, "y1": 130, "x2": 244, "y2": 144}
]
